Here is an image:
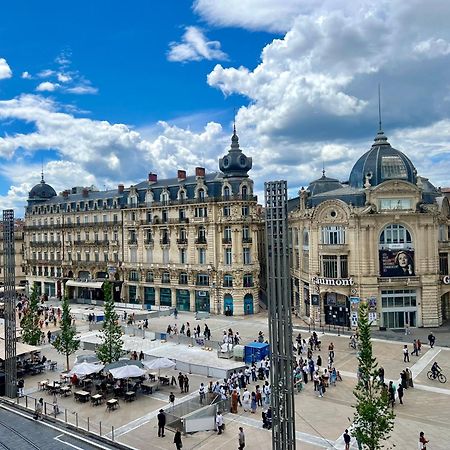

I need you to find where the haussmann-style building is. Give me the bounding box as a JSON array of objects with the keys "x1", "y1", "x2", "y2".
[
  {"x1": 23, "y1": 130, "x2": 262, "y2": 316},
  {"x1": 289, "y1": 129, "x2": 450, "y2": 329}
]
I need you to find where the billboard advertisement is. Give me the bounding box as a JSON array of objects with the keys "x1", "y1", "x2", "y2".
[{"x1": 379, "y1": 249, "x2": 415, "y2": 277}]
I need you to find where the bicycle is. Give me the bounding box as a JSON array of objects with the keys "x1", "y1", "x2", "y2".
[
  {"x1": 427, "y1": 370, "x2": 447, "y2": 383},
  {"x1": 348, "y1": 340, "x2": 357, "y2": 350}
]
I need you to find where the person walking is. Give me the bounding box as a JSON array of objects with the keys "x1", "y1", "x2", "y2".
[
  {"x1": 403, "y1": 345, "x2": 410, "y2": 363},
  {"x1": 169, "y1": 392, "x2": 175, "y2": 409},
  {"x1": 17, "y1": 378, "x2": 24, "y2": 397},
  {"x1": 34, "y1": 398, "x2": 44, "y2": 420},
  {"x1": 242, "y1": 388, "x2": 251, "y2": 412},
  {"x1": 343, "y1": 429, "x2": 351, "y2": 450},
  {"x1": 428, "y1": 332, "x2": 435, "y2": 348},
  {"x1": 417, "y1": 338, "x2": 422, "y2": 354},
  {"x1": 199, "y1": 383, "x2": 206, "y2": 405},
  {"x1": 157, "y1": 409, "x2": 166, "y2": 437},
  {"x1": 173, "y1": 428, "x2": 183, "y2": 450},
  {"x1": 397, "y1": 383, "x2": 404, "y2": 404},
  {"x1": 419, "y1": 431, "x2": 429, "y2": 449},
  {"x1": 238, "y1": 427, "x2": 246, "y2": 450},
  {"x1": 412, "y1": 339, "x2": 418, "y2": 356},
  {"x1": 216, "y1": 411, "x2": 224, "y2": 435},
  {"x1": 183, "y1": 374, "x2": 189, "y2": 393},
  {"x1": 250, "y1": 391, "x2": 257, "y2": 413},
  {"x1": 178, "y1": 372, "x2": 184, "y2": 393}
]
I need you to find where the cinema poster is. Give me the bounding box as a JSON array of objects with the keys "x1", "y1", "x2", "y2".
[{"x1": 379, "y1": 249, "x2": 415, "y2": 277}]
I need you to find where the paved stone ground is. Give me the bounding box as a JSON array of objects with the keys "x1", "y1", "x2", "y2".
[{"x1": 15, "y1": 307, "x2": 450, "y2": 450}]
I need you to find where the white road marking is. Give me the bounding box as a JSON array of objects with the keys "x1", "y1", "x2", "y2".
[{"x1": 54, "y1": 435, "x2": 85, "y2": 450}]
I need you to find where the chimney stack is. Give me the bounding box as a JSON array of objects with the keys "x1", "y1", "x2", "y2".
[
  {"x1": 177, "y1": 170, "x2": 186, "y2": 181},
  {"x1": 195, "y1": 167, "x2": 205, "y2": 177},
  {"x1": 118, "y1": 184, "x2": 124, "y2": 194},
  {"x1": 62, "y1": 190, "x2": 69, "y2": 199},
  {"x1": 148, "y1": 172, "x2": 158, "y2": 183},
  {"x1": 82, "y1": 188, "x2": 89, "y2": 198}
]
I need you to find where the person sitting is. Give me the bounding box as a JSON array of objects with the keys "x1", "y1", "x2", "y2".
[
  {"x1": 70, "y1": 373, "x2": 79, "y2": 386},
  {"x1": 431, "y1": 361, "x2": 441, "y2": 378}
]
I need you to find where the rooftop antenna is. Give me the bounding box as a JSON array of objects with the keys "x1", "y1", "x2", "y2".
[
  {"x1": 233, "y1": 107, "x2": 237, "y2": 135},
  {"x1": 41, "y1": 158, "x2": 44, "y2": 182},
  {"x1": 378, "y1": 84, "x2": 382, "y2": 131},
  {"x1": 322, "y1": 161, "x2": 326, "y2": 177}
]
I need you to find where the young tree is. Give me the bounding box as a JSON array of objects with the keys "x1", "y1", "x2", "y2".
[
  {"x1": 21, "y1": 285, "x2": 42, "y2": 346},
  {"x1": 352, "y1": 301, "x2": 395, "y2": 449},
  {"x1": 52, "y1": 295, "x2": 80, "y2": 371},
  {"x1": 96, "y1": 281, "x2": 123, "y2": 363}
]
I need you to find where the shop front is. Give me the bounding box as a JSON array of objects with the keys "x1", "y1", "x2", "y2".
[
  {"x1": 195, "y1": 290, "x2": 210, "y2": 312},
  {"x1": 223, "y1": 294, "x2": 233, "y2": 316},
  {"x1": 176, "y1": 289, "x2": 190, "y2": 311},
  {"x1": 160, "y1": 288, "x2": 172, "y2": 307},
  {"x1": 381, "y1": 289, "x2": 417, "y2": 329},
  {"x1": 144, "y1": 287, "x2": 155, "y2": 307},
  {"x1": 324, "y1": 292, "x2": 350, "y2": 327}
]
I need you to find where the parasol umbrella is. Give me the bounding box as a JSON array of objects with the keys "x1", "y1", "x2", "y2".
[
  {"x1": 108, "y1": 365, "x2": 147, "y2": 379},
  {"x1": 142, "y1": 357, "x2": 176, "y2": 371},
  {"x1": 69, "y1": 362, "x2": 104, "y2": 377}
]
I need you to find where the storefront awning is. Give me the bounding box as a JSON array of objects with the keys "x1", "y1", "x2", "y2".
[{"x1": 65, "y1": 280, "x2": 104, "y2": 289}]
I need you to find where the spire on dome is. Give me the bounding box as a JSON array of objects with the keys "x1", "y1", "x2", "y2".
[{"x1": 231, "y1": 122, "x2": 240, "y2": 150}]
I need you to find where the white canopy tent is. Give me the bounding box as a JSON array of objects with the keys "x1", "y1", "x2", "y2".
[
  {"x1": 143, "y1": 357, "x2": 176, "y2": 371},
  {"x1": 108, "y1": 365, "x2": 147, "y2": 379},
  {"x1": 69, "y1": 362, "x2": 104, "y2": 377}
]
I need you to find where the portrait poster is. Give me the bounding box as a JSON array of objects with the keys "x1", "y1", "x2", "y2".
[{"x1": 379, "y1": 249, "x2": 415, "y2": 277}]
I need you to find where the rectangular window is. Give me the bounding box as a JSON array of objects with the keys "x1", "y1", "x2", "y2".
[
  {"x1": 95, "y1": 252, "x2": 99, "y2": 262},
  {"x1": 225, "y1": 248, "x2": 232, "y2": 265},
  {"x1": 223, "y1": 206, "x2": 230, "y2": 217},
  {"x1": 321, "y1": 226, "x2": 345, "y2": 245},
  {"x1": 322, "y1": 255, "x2": 338, "y2": 278},
  {"x1": 243, "y1": 247, "x2": 251, "y2": 264},
  {"x1": 195, "y1": 207, "x2": 207, "y2": 218},
  {"x1": 198, "y1": 248, "x2": 206, "y2": 264},
  {"x1": 379, "y1": 198, "x2": 412, "y2": 210},
  {"x1": 130, "y1": 271, "x2": 140, "y2": 281},
  {"x1": 85, "y1": 252, "x2": 90, "y2": 262},
  {"x1": 179, "y1": 273, "x2": 188, "y2": 284},
  {"x1": 196, "y1": 274, "x2": 209, "y2": 286},
  {"x1": 439, "y1": 253, "x2": 449, "y2": 275},
  {"x1": 180, "y1": 248, "x2": 187, "y2": 264},
  {"x1": 163, "y1": 248, "x2": 169, "y2": 264},
  {"x1": 104, "y1": 252, "x2": 108, "y2": 262},
  {"x1": 242, "y1": 205, "x2": 249, "y2": 216},
  {"x1": 340, "y1": 255, "x2": 348, "y2": 278}
]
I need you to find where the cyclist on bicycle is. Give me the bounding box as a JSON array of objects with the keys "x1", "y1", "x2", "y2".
[
  {"x1": 431, "y1": 361, "x2": 441, "y2": 378},
  {"x1": 349, "y1": 335, "x2": 357, "y2": 349}
]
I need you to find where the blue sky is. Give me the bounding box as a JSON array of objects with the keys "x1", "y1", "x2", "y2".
[{"x1": 1, "y1": 0, "x2": 450, "y2": 215}]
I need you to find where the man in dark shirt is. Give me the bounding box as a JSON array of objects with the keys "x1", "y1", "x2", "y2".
[
  {"x1": 157, "y1": 409, "x2": 166, "y2": 437},
  {"x1": 343, "y1": 429, "x2": 351, "y2": 450}
]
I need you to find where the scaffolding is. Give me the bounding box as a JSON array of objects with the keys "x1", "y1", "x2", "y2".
[{"x1": 264, "y1": 181, "x2": 296, "y2": 449}]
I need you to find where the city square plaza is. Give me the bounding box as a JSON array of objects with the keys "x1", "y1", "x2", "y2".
[{"x1": 12, "y1": 308, "x2": 450, "y2": 449}]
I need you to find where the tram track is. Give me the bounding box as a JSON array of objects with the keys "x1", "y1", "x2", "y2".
[{"x1": 0, "y1": 417, "x2": 41, "y2": 450}]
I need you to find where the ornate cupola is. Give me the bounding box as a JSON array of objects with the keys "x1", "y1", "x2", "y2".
[{"x1": 219, "y1": 126, "x2": 252, "y2": 178}]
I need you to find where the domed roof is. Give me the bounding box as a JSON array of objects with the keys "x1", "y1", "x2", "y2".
[
  {"x1": 219, "y1": 126, "x2": 252, "y2": 178},
  {"x1": 307, "y1": 170, "x2": 343, "y2": 196},
  {"x1": 349, "y1": 130, "x2": 417, "y2": 188},
  {"x1": 29, "y1": 175, "x2": 57, "y2": 200}
]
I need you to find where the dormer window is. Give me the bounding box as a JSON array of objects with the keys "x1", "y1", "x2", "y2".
[{"x1": 223, "y1": 186, "x2": 230, "y2": 199}]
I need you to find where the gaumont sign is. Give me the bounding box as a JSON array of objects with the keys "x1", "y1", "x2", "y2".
[
  {"x1": 312, "y1": 277, "x2": 354, "y2": 286},
  {"x1": 443, "y1": 275, "x2": 450, "y2": 285}
]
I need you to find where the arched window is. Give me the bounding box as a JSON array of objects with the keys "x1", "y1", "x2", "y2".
[
  {"x1": 161, "y1": 191, "x2": 169, "y2": 205},
  {"x1": 379, "y1": 224, "x2": 412, "y2": 245},
  {"x1": 242, "y1": 185, "x2": 248, "y2": 199},
  {"x1": 198, "y1": 188, "x2": 205, "y2": 200},
  {"x1": 223, "y1": 186, "x2": 230, "y2": 199},
  {"x1": 198, "y1": 226, "x2": 206, "y2": 240},
  {"x1": 146, "y1": 271, "x2": 154, "y2": 282},
  {"x1": 223, "y1": 274, "x2": 233, "y2": 287}
]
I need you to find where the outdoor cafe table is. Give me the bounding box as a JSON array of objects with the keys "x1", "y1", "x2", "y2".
[
  {"x1": 47, "y1": 381, "x2": 61, "y2": 394},
  {"x1": 74, "y1": 390, "x2": 90, "y2": 403},
  {"x1": 38, "y1": 380, "x2": 49, "y2": 391},
  {"x1": 124, "y1": 391, "x2": 136, "y2": 402},
  {"x1": 82, "y1": 378, "x2": 93, "y2": 388},
  {"x1": 60, "y1": 386, "x2": 72, "y2": 397},
  {"x1": 106, "y1": 399, "x2": 119, "y2": 411},
  {"x1": 141, "y1": 381, "x2": 159, "y2": 394},
  {"x1": 148, "y1": 372, "x2": 157, "y2": 381},
  {"x1": 159, "y1": 376, "x2": 170, "y2": 385},
  {"x1": 90, "y1": 394, "x2": 103, "y2": 406}
]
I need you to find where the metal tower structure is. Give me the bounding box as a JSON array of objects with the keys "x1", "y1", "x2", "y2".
[
  {"x1": 264, "y1": 181, "x2": 296, "y2": 449},
  {"x1": 3, "y1": 209, "x2": 17, "y2": 398}
]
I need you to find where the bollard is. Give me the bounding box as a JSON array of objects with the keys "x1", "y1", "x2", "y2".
[
  {"x1": 111, "y1": 426, "x2": 115, "y2": 442},
  {"x1": 87, "y1": 417, "x2": 90, "y2": 432},
  {"x1": 99, "y1": 421, "x2": 102, "y2": 436},
  {"x1": 65, "y1": 409, "x2": 68, "y2": 423},
  {"x1": 76, "y1": 412, "x2": 78, "y2": 428}
]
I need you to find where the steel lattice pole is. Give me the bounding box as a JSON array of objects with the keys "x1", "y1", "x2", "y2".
[
  {"x1": 265, "y1": 181, "x2": 296, "y2": 450},
  {"x1": 3, "y1": 209, "x2": 17, "y2": 398}
]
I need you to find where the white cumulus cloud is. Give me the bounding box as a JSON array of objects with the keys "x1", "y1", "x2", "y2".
[
  {"x1": 168, "y1": 26, "x2": 228, "y2": 62},
  {"x1": 36, "y1": 81, "x2": 60, "y2": 92},
  {"x1": 0, "y1": 58, "x2": 12, "y2": 80}
]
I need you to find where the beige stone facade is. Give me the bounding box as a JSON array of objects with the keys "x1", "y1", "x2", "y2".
[
  {"x1": 23, "y1": 132, "x2": 262, "y2": 316},
  {"x1": 289, "y1": 131, "x2": 450, "y2": 329}
]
